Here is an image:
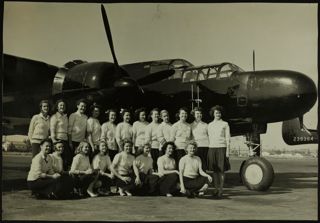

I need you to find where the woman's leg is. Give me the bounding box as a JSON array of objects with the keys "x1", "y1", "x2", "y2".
[
  {"x1": 197, "y1": 147, "x2": 208, "y2": 171},
  {"x1": 28, "y1": 178, "x2": 58, "y2": 198},
  {"x1": 183, "y1": 176, "x2": 208, "y2": 193},
  {"x1": 150, "y1": 149, "x2": 159, "y2": 171},
  {"x1": 158, "y1": 173, "x2": 178, "y2": 195}
]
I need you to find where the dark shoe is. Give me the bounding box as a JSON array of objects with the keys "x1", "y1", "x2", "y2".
[
  {"x1": 216, "y1": 191, "x2": 223, "y2": 199},
  {"x1": 186, "y1": 190, "x2": 195, "y2": 199}
]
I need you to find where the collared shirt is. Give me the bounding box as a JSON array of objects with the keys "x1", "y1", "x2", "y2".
[
  {"x1": 191, "y1": 121, "x2": 209, "y2": 147},
  {"x1": 208, "y1": 119, "x2": 230, "y2": 148},
  {"x1": 115, "y1": 122, "x2": 133, "y2": 150},
  {"x1": 145, "y1": 122, "x2": 160, "y2": 149},
  {"x1": 100, "y1": 122, "x2": 117, "y2": 150},
  {"x1": 68, "y1": 111, "x2": 88, "y2": 142},
  {"x1": 49, "y1": 152, "x2": 63, "y2": 173},
  {"x1": 28, "y1": 113, "x2": 50, "y2": 144},
  {"x1": 27, "y1": 153, "x2": 54, "y2": 181},
  {"x1": 132, "y1": 121, "x2": 149, "y2": 147},
  {"x1": 112, "y1": 152, "x2": 135, "y2": 175},
  {"x1": 87, "y1": 117, "x2": 101, "y2": 146},
  {"x1": 70, "y1": 154, "x2": 92, "y2": 172},
  {"x1": 50, "y1": 112, "x2": 68, "y2": 141},
  {"x1": 134, "y1": 154, "x2": 153, "y2": 174},
  {"x1": 92, "y1": 154, "x2": 112, "y2": 172},
  {"x1": 170, "y1": 121, "x2": 192, "y2": 150},
  {"x1": 179, "y1": 155, "x2": 201, "y2": 179},
  {"x1": 157, "y1": 155, "x2": 176, "y2": 174},
  {"x1": 157, "y1": 122, "x2": 172, "y2": 148}
]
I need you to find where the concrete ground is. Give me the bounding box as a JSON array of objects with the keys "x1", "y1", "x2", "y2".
[{"x1": 2, "y1": 153, "x2": 318, "y2": 221}]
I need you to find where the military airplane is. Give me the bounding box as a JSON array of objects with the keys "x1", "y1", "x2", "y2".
[{"x1": 3, "y1": 4, "x2": 318, "y2": 191}]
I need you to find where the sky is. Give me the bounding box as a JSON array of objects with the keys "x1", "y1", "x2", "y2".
[{"x1": 3, "y1": 2, "x2": 318, "y2": 150}]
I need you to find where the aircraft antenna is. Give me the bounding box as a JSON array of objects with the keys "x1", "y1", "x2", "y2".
[{"x1": 253, "y1": 50, "x2": 255, "y2": 71}]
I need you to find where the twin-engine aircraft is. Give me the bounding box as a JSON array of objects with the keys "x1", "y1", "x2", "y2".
[{"x1": 3, "y1": 5, "x2": 318, "y2": 191}]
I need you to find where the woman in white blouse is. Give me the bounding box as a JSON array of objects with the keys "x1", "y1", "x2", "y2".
[
  {"x1": 132, "y1": 108, "x2": 149, "y2": 156},
  {"x1": 115, "y1": 109, "x2": 134, "y2": 152},
  {"x1": 100, "y1": 109, "x2": 118, "y2": 160}
]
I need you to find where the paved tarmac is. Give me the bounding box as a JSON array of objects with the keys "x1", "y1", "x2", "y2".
[{"x1": 1, "y1": 153, "x2": 318, "y2": 221}]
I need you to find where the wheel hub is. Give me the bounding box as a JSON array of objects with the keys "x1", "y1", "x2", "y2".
[{"x1": 245, "y1": 164, "x2": 263, "y2": 185}]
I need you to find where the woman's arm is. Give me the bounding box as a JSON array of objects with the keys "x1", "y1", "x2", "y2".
[
  {"x1": 225, "y1": 123, "x2": 231, "y2": 157},
  {"x1": 198, "y1": 158, "x2": 212, "y2": 182},
  {"x1": 49, "y1": 115, "x2": 57, "y2": 142},
  {"x1": 68, "y1": 113, "x2": 75, "y2": 147},
  {"x1": 133, "y1": 160, "x2": 141, "y2": 185},
  {"x1": 27, "y1": 115, "x2": 36, "y2": 141},
  {"x1": 178, "y1": 158, "x2": 186, "y2": 193},
  {"x1": 115, "y1": 124, "x2": 123, "y2": 151}
]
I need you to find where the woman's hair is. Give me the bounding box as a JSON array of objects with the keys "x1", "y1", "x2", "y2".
[
  {"x1": 134, "y1": 107, "x2": 147, "y2": 121},
  {"x1": 162, "y1": 141, "x2": 176, "y2": 154},
  {"x1": 186, "y1": 141, "x2": 198, "y2": 152},
  {"x1": 105, "y1": 108, "x2": 117, "y2": 121},
  {"x1": 90, "y1": 103, "x2": 101, "y2": 116},
  {"x1": 53, "y1": 99, "x2": 66, "y2": 113},
  {"x1": 119, "y1": 108, "x2": 131, "y2": 120},
  {"x1": 75, "y1": 141, "x2": 89, "y2": 155},
  {"x1": 143, "y1": 142, "x2": 151, "y2": 149},
  {"x1": 190, "y1": 107, "x2": 202, "y2": 117},
  {"x1": 39, "y1": 138, "x2": 52, "y2": 146},
  {"x1": 39, "y1": 99, "x2": 50, "y2": 112},
  {"x1": 175, "y1": 107, "x2": 188, "y2": 121},
  {"x1": 53, "y1": 140, "x2": 64, "y2": 151},
  {"x1": 76, "y1": 98, "x2": 87, "y2": 106},
  {"x1": 123, "y1": 139, "x2": 133, "y2": 147},
  {"x1": 148, "y1": 108, "x2": 159, "y2": 121},
  {"x1": 209, "y1": 105, "x2": 224, "y2": 118}
]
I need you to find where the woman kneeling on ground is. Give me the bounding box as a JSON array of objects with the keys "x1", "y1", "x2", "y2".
[
  {"x1": 27, "y1": 139, "x2": 61, "y2": 199},
  {"x1": 179, "y1": 142, "x2": 212, "y2": 198},
  {"x1": 156, "y1": 141, "x2": 180, "y2": 197},
  {"x1": 132, "y1": 143, "x2": 159, "y2": 195},
  {"x1": 110, "y1": 139, "x2": 137, "y2": 196},
  {"x1": 69, "y1": 141, "x2": 100, "y2": 197},
  {"x1": 49, "y1": 140, "x2": 74, "y2": 198},
  {"x1": 92, "y1": 141, "x2": 114, "y2": 195}
]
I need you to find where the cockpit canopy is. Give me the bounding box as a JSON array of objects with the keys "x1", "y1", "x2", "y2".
[{"x1": 177, "y1": 62, "x2": 244, "y2": 83}]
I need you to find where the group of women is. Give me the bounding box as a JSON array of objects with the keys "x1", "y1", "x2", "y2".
[{"x1": 27, "y1": 98, "x2": 231, "y2": 199}]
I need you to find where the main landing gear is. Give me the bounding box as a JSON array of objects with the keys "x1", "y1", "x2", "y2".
[{"x1": 239, "y1": 133, "x2": 274, "y2": 191}]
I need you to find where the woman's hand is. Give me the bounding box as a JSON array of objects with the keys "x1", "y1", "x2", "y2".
[
  {"x1": 121, "y1": 176, "x2": 131, "y2": 183},
  {"x1": 85, "y1": 169, "x2": 93, "y2": 175},
  {"x1": 174, "y1": 170, "x2": 179, "y2": 175},
  {"x1": 135, "y1": 177, "x2": 142, "y2": 186},
  {"x1": 40, "y1": 173, "x2": 47, "y2": 178},
  {"x1": 207, "y1": 175, "x2": 213, "y2": 183},
  {"x1": 180, "y1": 186, "x2": 186, "y2": 194},
  {"x1": 52, "y1": 173, "x2": 61, "y2": 179}
]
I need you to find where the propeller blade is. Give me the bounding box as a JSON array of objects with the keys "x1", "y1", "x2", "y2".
[
  {"x1": 137, "y1": 69, "x2": 175, "y2": 85},
  {"x1": 101, "y1": 4, "x2": 119, "y2": 69}
]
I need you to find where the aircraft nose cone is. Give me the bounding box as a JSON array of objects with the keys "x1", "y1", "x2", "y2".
[{"x1": 292, "y1": 71, "x2": 317, "y2": 113}]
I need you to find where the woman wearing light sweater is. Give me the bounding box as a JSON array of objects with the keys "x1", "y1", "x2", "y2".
[
  {"x1": 179, "y1": 142, "x2": 212, "y2": 198},
  {"x1": 145, "y1": 108, "x2": 160, "y2": 170},
  {"x1": 28, "y1": 100, "x2": 50, "y2": 157},
  {"x1": 207, "y1": 105, "x2": 230, "y2": 198}
]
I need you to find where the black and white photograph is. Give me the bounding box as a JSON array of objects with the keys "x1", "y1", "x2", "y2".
[{"x1": 2, "y1": 1, "x2": 318, "y2": 221}]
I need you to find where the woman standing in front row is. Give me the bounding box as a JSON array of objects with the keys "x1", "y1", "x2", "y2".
[
  {"x1": 170, "y1": 107, "x2": 193, "y2": 164},
  {"x1": 28, "y1": 100, "x2": 50, "y2": 157},
  {"x1": 145, "y1": 108, "x2": 160, "y2": 171},
  {"x1": 191, "y1": 107, "x2": 209, "y2": 171},
  {"x1": 157, "y1": 110, "x2": 172, "y2": 156},
  {"x1": 100, "y1": 109, "x2": 118, "y2": 161},
  {"x1": 50, "y1": 99, "x2": 70, "y2": 170},
  {"x1": 132, "y1": 108, "x2": 149, "y2": 156},
  {"x1": 207, "y1": 105, "x2": 230, "y2": 198},
  {"x1": 157, "y1": 142, "x2": 179, "y2": 197},
  {"x1": 115, "y1": 109, "x2": 134, "y2": 152}
]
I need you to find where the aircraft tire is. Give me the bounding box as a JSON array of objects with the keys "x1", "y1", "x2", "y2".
[{"x1": 241, "y1": 157, "x2": 274, "y2": 191}]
